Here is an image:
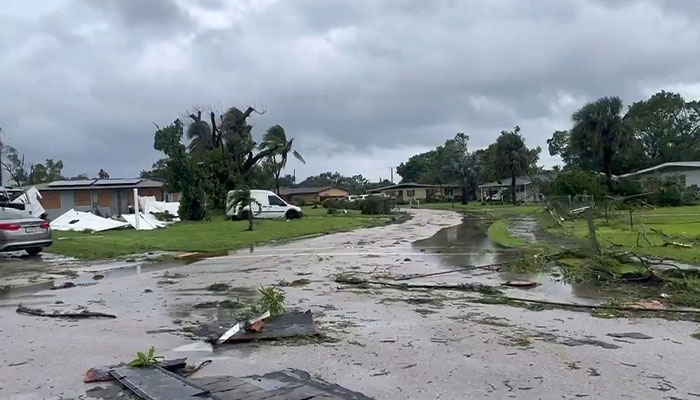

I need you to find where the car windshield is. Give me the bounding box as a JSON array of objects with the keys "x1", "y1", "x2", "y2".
[{"x1": 0, "y1": 207, "x2": 29, "y2": 220}]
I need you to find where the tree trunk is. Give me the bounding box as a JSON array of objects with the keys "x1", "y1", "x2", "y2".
[
  {"x1": 461, "y1": 184, "x2": 468, "y2": 205},
  {"x1": 511, "y1": 174, "x2": 517, "y2": 205},
  {"x1": 603, "y1": 150, "x2": 613, "y2": 191},
  {"x1": 248, "y1": 199, "x2": 254, "y2": 231},
  {"x1": 275, "y1": 167, "x2": 281, "y2": 195}
]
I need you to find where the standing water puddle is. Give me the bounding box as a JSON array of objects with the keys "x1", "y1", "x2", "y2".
[{"x1": 413, "y1": 215, "x2": 632, "y2": 305}]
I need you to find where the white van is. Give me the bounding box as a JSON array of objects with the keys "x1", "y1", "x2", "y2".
[{"x1": 226, "y1": 190, "x2": 303, "y2": 220}]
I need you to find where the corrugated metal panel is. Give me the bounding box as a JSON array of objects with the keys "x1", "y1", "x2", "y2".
[{"x1": 94, "y1": 178, "x2": 142, "y2": 186}]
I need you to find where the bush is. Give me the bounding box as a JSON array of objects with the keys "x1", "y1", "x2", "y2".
[
  {"x1": 292, "y1": 196, "x2": 306, "y2": 207},
  {"x1": 322, "y1": 198, "x2": 357, "y2": 210},
  {"x1": 616, "y1": 179, "x2": 643, "y2": 197},
  {"x1": 549, "y1": 169, "x2": 605, "y2": 198},
  {"x1": 358, "y1": 197, "x2": 394, "y2": 215},
  {"x1": 644, "y1": 177, "x2": 698, "y2": 206}
]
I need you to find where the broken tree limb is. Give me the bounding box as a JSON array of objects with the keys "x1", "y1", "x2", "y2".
[
  {"x1": 16, "y1": 305, "x2": 117, "y2": 319},
  {"x1": 498, "y1": 296, "x2": 700, "y2": 314},
  {"x1": 394, "y1": 253, "x2": 561, "y2": 281},
  {"x1": 337, "y1": 277, "x2": 502, "y2": 295}
]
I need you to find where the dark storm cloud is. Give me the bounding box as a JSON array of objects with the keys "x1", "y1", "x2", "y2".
[
  {"x1": 83, "y1": 0, "x2": 193, "y2": 31},
  {"x1": 1, "y1": 0, "x2": 700, "y2": 181}
]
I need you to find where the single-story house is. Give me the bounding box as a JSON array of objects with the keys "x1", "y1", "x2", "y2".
[
  {"x1": 367, "y1": 183, "x2": 462, "y2": 203},
  {"x1": 478, "y1": 176, "x2": 540, "y2": 202},
  {"x1": 618, "y1": 162, "x2": 700, "y2": 186},
  {"x1": 34, "y1": 178, "x2": 176, "y2": 219},
  {"x1": 278, "y1": 187, "x2": 349, "y2": 204}
]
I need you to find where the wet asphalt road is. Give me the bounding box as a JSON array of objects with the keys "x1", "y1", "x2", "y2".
[{"x1": 1, "y1": 209, "x2": 700, "y2": 399}]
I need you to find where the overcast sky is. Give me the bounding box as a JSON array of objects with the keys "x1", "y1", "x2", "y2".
[{"x1": 2, "y1": 0, "x2": 700, "y2": 183}]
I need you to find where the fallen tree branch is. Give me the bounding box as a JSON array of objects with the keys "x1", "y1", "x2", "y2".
[
  {"x1": 336, "y1": 277, "x2": 502, "y2": 295},
  {"x1": 394, "y1": 253, "x2": 561, "y2": 281},
  {"x1": 17, "y1": 305, "x2": 117, "y2": 319}
]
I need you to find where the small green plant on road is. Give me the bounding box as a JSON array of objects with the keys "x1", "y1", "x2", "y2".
[
  {"x1": 259, "y1": 286, "x2": 285, "y2": 316},
  {"x1": 128, "y1": 346, "x2": 160, "y2": 367}
]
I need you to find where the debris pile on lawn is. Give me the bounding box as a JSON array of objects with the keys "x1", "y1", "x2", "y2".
[
  {"x1": 122, "y1": 212, "x2": 168, "y2": 230},
  {"x1": 138, "y1": 195, "x2": 179, "y2": 219},
  {"x1": 50, "y1": 209, "x2": 130, "y2": 232}
]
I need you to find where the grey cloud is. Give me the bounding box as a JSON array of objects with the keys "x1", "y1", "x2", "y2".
[
  {"x1": 82, "y1": 0, "x2": 192, "y2": 31},
  {"x1": 1, "y1": 0, "x2": 700, "y2": 181}
]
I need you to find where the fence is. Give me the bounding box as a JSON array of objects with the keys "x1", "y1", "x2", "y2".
[{"x1": 545, "y1": 195, "x2": 596, "y2": 216}]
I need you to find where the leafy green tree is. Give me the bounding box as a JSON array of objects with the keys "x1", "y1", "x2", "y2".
[
  {"x1": 1, "y1": 145, "x2": 29, "y2": 186},
  {"x1": 396, "y1": 133, "x2": 470, "y2": 184},
  {"x1": 487, "y1": 126, "x2": 540, "y2": 204},
  {"x1": 259, "y1": 125, "x2": 305, "y2": 194},
  {"x1": 152, "y1": 106, "x2": 285, "y2": 219},
  {"x1": 440, "y1": 135, "x2": 482, "y2": 203},
  {"x1": 626, "y1": 91, "x2": 700, "y2": 164}
]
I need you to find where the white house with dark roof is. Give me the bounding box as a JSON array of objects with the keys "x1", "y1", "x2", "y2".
[{"x1": 618, "y1": 162, "x2": 700, "y2": 187}]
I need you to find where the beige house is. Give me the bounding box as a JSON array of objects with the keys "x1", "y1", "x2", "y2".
[
  {"x1": 368, "y1": 183, "x2": 461, "y2": 203},
  {"x1": 279, "y1": 186, "x2": 349, "y2": 204}
]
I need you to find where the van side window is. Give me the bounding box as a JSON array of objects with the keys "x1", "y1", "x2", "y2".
[{"x1": 268, "y1": 195, "x2": 287, "y2": 206}]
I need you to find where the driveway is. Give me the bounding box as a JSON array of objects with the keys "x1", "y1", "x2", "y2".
[{"x1": 0, "y1": 209, "x2": 699, "y2": 399}]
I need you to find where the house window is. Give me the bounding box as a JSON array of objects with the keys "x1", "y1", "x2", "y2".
[
  {"x1": 97, "y1": 190, "x2": 112, "y2": 207},
  {"x1": 407, "y1": 190, "x2": 416, "y2": 197},
  {"x1": 73, "y1": 190, "x2": 91, "y2": 206},
  {"x1": 679, "y1": 174, "x2": 687, "y2": 187},
  {"x1": 445, "y1": 189, "x2": 453, "y2": 196}
]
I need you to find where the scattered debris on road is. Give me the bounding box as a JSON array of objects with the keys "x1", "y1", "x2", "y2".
[{"x1": 17, "y1": 304, "x2": 117, "y2": 319}]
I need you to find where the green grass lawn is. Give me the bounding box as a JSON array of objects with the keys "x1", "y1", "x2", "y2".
[
  {"x1": 550, "y1": 205, "x2": 700, "y2": 264},
  {"x1": 50, "y1": 207, "x2": 389, "y2": 259},
  {"x1": 422, "y1": 202, "x2": 543, "y2": 249},
  {"x1": 486, "y1": 220, "x2": 528, "y2": 248}
]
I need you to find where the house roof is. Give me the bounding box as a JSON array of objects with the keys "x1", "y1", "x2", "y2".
[
  {"x1": 33, "y1": 178, "x2": 164, "y2": 191},
  {"x1": 478, "y1": 176, "x2": 533, "y2": 188},
  {"x1": 278, "y1": 186, "x2": 347, "y2": 195},
  {"x1": 367, "y1": 182, "x2": 461, "y2": 193},
  {"x1": 618, "y1": 162, "x2": 700, "y2": 178}
]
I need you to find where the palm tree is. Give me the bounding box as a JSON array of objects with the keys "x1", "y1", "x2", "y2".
[
  {"x1": 259, "y1": 125, "x2": 305, "y2": 194},
  {"x1": 570, "y1": 96, "x2": 632, "y2": 188},
  {"x1": 442, "y1": 153, "x2": 482, "y2": 204},
  {"x1": 186, "y1": 111, "x2": 215, "y2": 156},
  {"x1": 492, "y1": 127, "x2": 532, "y2": 204}
]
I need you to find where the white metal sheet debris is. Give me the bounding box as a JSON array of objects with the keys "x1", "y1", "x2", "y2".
[
  {"x1": 11, "y1": 186, "x2": 45, "y2": 218},
  {"x1": 138, "y1": 196, "x2": 179, "y2": 217},
  {"x1": 122, "y1": 212, "x2": 168, "y2": 230},
  {"x1": 50, "y1": 209, "x2": 130, "y2": 232}
]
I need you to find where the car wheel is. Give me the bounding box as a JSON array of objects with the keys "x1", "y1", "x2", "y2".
[
  {"x1": 239, "y1": 210, "x2": 251, "y2": 220},
  {"x1": 286, "y1": 210, "x2": 300, "y2": 219},
  {"x1": 26, "y1": 247, "x2": 42, "y2": 256}
]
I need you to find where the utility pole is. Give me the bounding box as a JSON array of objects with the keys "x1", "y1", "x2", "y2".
[
  {"x1": 390, "y1": 167, "x2": 394, "y2": 183},
  {"x1": 293, "y1": 169, "x2": 296, "y2": 184}
]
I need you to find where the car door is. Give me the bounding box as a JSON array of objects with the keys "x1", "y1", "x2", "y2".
[{"x1": 267, "y1": 195, "x2": 288, "y2": 218}]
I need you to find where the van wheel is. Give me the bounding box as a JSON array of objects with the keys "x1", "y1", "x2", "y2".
[
  {"x1": 26, "y1": 247, "x2": 42, "y2": 256},
  {"x1": 239, "y1": 210, "x2": 251, "y2": 220},
  {"x1": 286, "y1": 210, "x2": 300, "y2": 219}
]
